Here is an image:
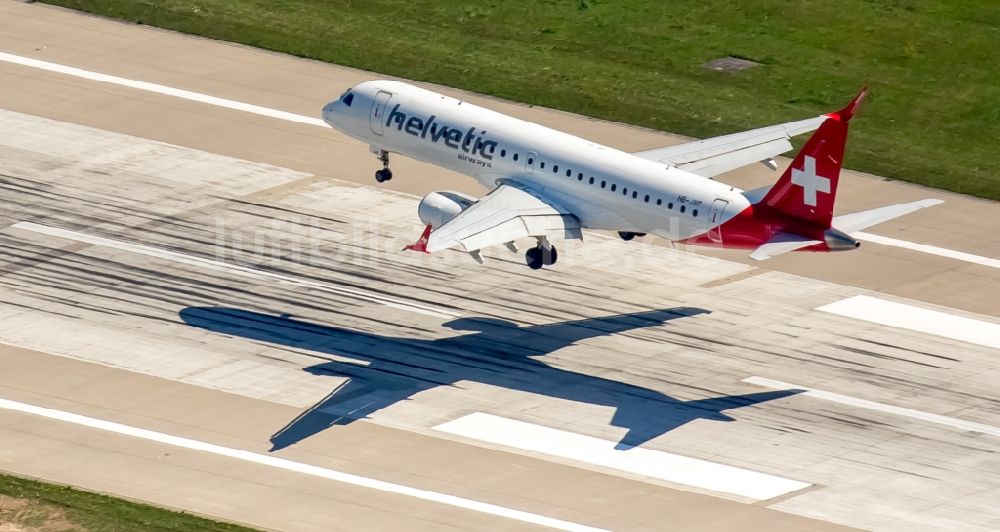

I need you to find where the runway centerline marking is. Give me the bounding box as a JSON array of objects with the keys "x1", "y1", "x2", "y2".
[
  {"x1": 434, "y1": 412, "x2": 811, "y2": 501},
  {"x1": 816, "y1": 295, "x2": 1000, "y2": 349},
  {"x1": 0, "y1": 51, "x2": 328, "y2": 128},
  {"x1": 0, "y1": 397, "x2": 604, "y2": 532},
  {"x1": 12, "y1": 221, "x2": 460, "y2": 319},
  {"x1": 0, "y1": 50, "x2": 991, "y2": 269},
  {"x1": 854, "y1": 231, "x2": 999, "y2": 269},
  {"x1": 744, "y1": 376, "x2": 1000, "y2": 438}
]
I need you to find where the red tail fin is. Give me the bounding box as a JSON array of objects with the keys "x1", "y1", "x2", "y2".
[{"x1": 760, "y1": 87, "x2": 867, "y2": 228}]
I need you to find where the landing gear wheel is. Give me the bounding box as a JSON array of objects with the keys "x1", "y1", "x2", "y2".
[
  {"x1": 373, "y1": 149, "x2": 392, "y2": 183},
  {"x1": 618, "y1": 232, "x2": 646, "y2": 241},
  {"x1": 525, "y1": 246, "x2": 557, "y2": 269},
  {"x1": 525, "y1": 247, "x2": 544, "y2": 270},
  {"x1": 542, "y1": 245, "x2": 558, "y2": 266},
  {"x1": 375, "y1": 168, "x2": 393, "y2": 183}
]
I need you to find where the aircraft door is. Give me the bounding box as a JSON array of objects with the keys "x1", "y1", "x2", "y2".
[
  {"x1": 369, "y1": 91, "x2": 392, "y2": 135},
  {"x1": 707, "y1": 198, "x2": 728, "y2": 243},
  {"x1": 526, "y1": 151, "x2": 537, "y2": 173}
]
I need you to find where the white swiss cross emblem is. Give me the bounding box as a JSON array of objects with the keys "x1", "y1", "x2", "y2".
[{"x1": 790, "y1": 156, "x2": 830, "y2": 207}]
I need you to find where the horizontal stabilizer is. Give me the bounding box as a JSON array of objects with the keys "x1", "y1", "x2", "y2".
[
  {"x1": 751, "y1": 199, "x2": 944, "y2": 260},
  {"x1": 750, "y1": 232, "x2": 822, "y2": 261},
  {"x1": 833, "y1": 199, "x2": 944, "y2": 234}
]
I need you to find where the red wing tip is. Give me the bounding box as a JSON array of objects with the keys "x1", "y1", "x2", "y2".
[
  {"x1": 403, "y1": 224, "x2": 433, "y2": 253},
  {"x1": 827, "y1": 86, "x2": 869, "y2": 123}
]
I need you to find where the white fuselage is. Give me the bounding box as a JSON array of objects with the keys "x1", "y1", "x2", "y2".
[{"x1": 323, "y1": 80, "x2": 751, "y2": 240}]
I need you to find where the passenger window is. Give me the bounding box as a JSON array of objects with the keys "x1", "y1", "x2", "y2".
[
  {"x1": 540, "y1": 161, "x2": 545, "y2": 169},
  {"x1": 611, "y1": 184, "x2": 617, "y2": 191},
  {"x1": 500, "y1": 149, "x2": 507, "y2": 158},
  {"x1": 656, "y1": 199, "x2": 662, "y2": 206},
  {"x1": 644, "y1": 194, "x2": 650, "y2": 203},
  {"x1": 632, "y1": 191, "x2": 638, "y2": 199},
  {"x1": 589, "y1": 177, "x2": 595, "y2": 184},
  {"x1": 577, "y1": 172, "x2": 584, "y2": 180},
  {"x1": 514, "y1": 153, "x2": 519, "y2": 161},
  {"x1": 668, "y1": 202, "x2": 674, "y2": 209},
  {"x1": 623, "y1": 187, "x2": 628, "y2": 195},
  {"x1": 600, "y1": 180, "x2": 606, "y2": 188},
  {"x1": 553, "y1": 164, "x2": 559, "y2": 173},
  {"x1": 680, "y1": 205, "x2": 686, "y2": 213},
  {"x1": 693, "y1": 209, "x2": 699, "y2": 217},
  {"x1": 527, "y1": 156, "x2": 533, "y2": 164},
  {"x1": 566, "y1": 169, "x2": 572, "y2": 177}
]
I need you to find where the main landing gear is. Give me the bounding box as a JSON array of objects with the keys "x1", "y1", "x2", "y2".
[
  {"x1": 524, "y1": 236, "x2": 558, "y2": 270},
  {"x1": 618, "y1": 231, "x2": 647, "y2": 241},
  {"x1": 374, "y1": 149, "x2": 392, "y2": 183}
]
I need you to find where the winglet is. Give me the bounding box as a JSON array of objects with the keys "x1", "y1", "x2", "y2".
[
  {"x1": 403, "y1": 224, "x2": 433, "y2": 253},
  {"x1": 825, "y1": 86, "x2": 869, "y2": 123}
]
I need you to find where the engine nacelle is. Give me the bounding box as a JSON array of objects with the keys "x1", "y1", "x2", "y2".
[{"x1": 417, "y1": 191, "x2": 478, "y2": 228}]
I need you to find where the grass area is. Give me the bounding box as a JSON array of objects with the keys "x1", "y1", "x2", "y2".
[
  {"x1": 41, "y1": 0, "x2": 1000, "y2": 199},
  {"x1": 0, "y1": 473, "x2": 257, "y2": 531}
]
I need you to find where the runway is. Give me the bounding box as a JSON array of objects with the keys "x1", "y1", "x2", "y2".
[{"x1": 0, "y1": 2, "x2": 998, "y2": 531}]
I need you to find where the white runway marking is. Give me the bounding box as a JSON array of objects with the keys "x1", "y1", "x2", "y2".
[
  {"x1": 817, "y1": 295, "x2": 1000, "y2": 349},
  {"x1": 0, "y1": 50, "x2": 989, "y2": 269},
  {"x1": 0, "y1": 397, "x2": 605, "y2": 532},
  {"x1": 744, "y1": 376, "x2": 1000, "y2": 438},
  {"x1": 434, "y1": 412, "x2": 811, "y2": 501},
  {"x1": 12, "y1": 221, "x2": 460, "y2": 319},
  {"x1": 0, "y1": 51, "x2": 328, "y2": 128},
  {"x1": 854, "y1": 231, "x2": 999, "y2": 269}
]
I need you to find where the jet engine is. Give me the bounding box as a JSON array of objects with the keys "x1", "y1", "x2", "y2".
[{"x1": 417, "y1": 191, "x2": 478, "y2": 228}]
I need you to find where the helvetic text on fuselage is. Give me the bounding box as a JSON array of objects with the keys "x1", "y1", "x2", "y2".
[{"x1": 386, "y1": 104, "x2": 498, "y2": 167}]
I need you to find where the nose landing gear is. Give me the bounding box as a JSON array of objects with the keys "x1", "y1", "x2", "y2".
[{"x1": 373, "y1": 148, "x2": 392, "y2": 183}]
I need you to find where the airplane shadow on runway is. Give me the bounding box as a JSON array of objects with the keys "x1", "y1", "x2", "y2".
[{"x1": 179, "y1": 306, "x2": 801, "y2": 452}]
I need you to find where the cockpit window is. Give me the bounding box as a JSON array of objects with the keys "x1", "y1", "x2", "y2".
[{"x1": 342, "y1": 91, "x2": 354, "y2": 107}]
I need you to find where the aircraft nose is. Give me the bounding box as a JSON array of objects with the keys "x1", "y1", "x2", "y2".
[{"x1": 321, "y1": 100, "x2": 337, "y2": 125}]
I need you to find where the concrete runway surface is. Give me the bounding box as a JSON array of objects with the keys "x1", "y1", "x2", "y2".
[{"x1": 0, "y1": 3, "x2": 998, "y2": 531}]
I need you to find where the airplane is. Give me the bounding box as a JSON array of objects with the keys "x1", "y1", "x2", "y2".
[{"x1": 321, "y1": 81, "x2": 941, "y2": 269}]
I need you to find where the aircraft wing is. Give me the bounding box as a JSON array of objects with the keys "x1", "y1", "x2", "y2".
[
  {"x1": 425, "y1": 183, "x2": 582, "y2": 254},
  {"x1": 632, "y1": 116, "x2": 826, "y2": 178}
]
